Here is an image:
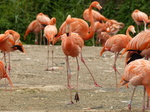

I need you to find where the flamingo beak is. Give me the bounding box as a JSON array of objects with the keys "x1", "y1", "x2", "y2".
[
  {"x1": 97, "y1": 4, "x2": 102, "y2": 10},
  {"x1": 66, "y1": 25, "x2": 70, "y2": 36},
  {"x1": 12, "y1": 45, "x2": 24, "y2": 52},
  {"x1": 132, "y1": 28, "x2": 136, "y2": 34}
]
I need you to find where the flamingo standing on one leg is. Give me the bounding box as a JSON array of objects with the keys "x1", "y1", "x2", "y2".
[
  {"x1": 121, "y1": 59, "x2": 150, "y2": 112},
  {"x1": 100, "y1": 25, "x2": 136, "y2": 91},
  {"x1": 131, "y1": 9, "x2": 150, "y2": 32},
  {"x1": 24, "y1": 20, "x2": 44, "y2": 45},
  {"x1": 83, "y1": 7, "x2": 108, "y2": 23},
  {"x1": 61, "y1": 17, "x2": 101, "y2": 104},
  {"x1": 43, "y1": 17, "x2": 57, "y2": 71}
]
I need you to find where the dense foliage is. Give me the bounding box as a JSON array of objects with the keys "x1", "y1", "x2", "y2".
[
  {"x1": 102, "y1": 0, "x2": 150, "y2": 33},
  {"x1": 0, "y1": 0, "x2": 149, "y2": 45}
]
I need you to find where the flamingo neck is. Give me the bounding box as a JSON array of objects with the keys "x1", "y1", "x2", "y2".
[
  {"x1": 126, "y1": 29, "x2": 132, "y2": 40},
  {"x1": 85, "y1": 5, "x2": 95, "y2": 40}
]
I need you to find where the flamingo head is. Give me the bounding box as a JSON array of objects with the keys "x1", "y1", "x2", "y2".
[
  {"x1": 129, "y1": 25, "x2": 136, "y2": 34},
  {"x1": 134, "y1": 9, "x2": 139, "y2": 12},
  {"x1": 12, "y1": 40, "x2": 25, "y2": 53},
  {"x1": 49, "y1": 17, "x2": 56, "y2": 25},
  {"x1": 91, "y1": 1, "x2": 102, "y2": 10}
]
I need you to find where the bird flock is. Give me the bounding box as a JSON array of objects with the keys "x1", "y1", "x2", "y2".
[{"x1": 0, "y1": 1, "x2": 150, "y2": 112}]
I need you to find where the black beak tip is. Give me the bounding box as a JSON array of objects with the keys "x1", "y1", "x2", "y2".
[{"x1": 12, "y1": 45, "x2": 24, "y2": 52}]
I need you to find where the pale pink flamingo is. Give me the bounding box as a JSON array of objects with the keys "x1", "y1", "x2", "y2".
[
  {"x1": 24, "y1": 20, "x2": 44, "y2": 45},
  {"x1": 100, "y1": 25, "x2": 136, "y2": 91},
  {"x1": 131, "y1": 9, "x2": 150, "y2": 32},
  {"x1": 121, "y1": 59, "x2": 150, "y2": 112},
  {"x1": 43, "y1": 17, "x2": 57, "y2": 71}
]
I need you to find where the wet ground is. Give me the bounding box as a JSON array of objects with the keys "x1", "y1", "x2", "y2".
[{"x1": 0, "y1": 45, "x2": 149, "y2": 112}]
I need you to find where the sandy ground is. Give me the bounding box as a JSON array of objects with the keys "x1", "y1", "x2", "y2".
[{"x1": 0, "y1": 45, "x2": 149, "y2": 112}]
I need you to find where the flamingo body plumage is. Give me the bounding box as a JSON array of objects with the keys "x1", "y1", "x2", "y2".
[{"x1": 121, "y1": 59, "x2": 150, "y2": 111}]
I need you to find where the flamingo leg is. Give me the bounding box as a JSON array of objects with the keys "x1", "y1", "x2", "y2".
[
  {"x1": 146, "y1": 95, "x2": 150, "y2": 109},
  {"x1": 35, "y1": 33, "x2": 38, "y2": 45},
  {"x1": 66, "y1": 56, "x2": 73, "y2": 89},
  {"x1": 80, "y1": 52, "x2": 101, "y2": 87},
  {"x1": 66, "y1": 56, "x2": 74, "y2": 104},
  {"x1": 128, "y1": 86, "x2": 136, "y2": 111},
  {"x1": 8, "y1": 53, "x2": 11, "y2": 76},
  {"x1": 51, "y1": 44, "x2": 54, "y2": 71},
  {"x1": 74, "y1": 57, "x2": 79, "y2": 103},
  {"x1": 3, "y1": 52, "x2": 7, "y2": 90},
  {"x1": 113, "y1": 53, "x2": 118, "y2": 91},
  {"x1": 142, "y1": 87, "x2": 146, "y2": 112},
  {"x1": 143, "y1": 20, "x2": 147, "y2": 31},
  {"x1": 112, "y1": 52, "x2": 121, "y2": 92},
  {"x1": 113, "y1": 52, "x2": 121, "y2": 75},
  {"x1": 137, "y1": 24, "x2": 140, "y2": 33},
  {"x1": 39, "y1": 25, "x2": 43, "y2": 45},
  {"x1": 8, "y1": 53, "x2": 13, "y2": 91},
  {"x1": 45, "y1": 43, "x2": 54, "y2": 71},
  {"x1": 3, "y1": 52, "x2": 7, "y2": 70},
  {"x1": 3, "y1": 52, "x2": 11, "y2": 91},
  {"x1": 45, "y1": 44, "x2": 50, "y2": 71},
  {"x1": 92, "y1": 36, "x2": 95, "y2": 47},
  {"x1": 40, "y1": 31, "x2": 42, "y2": 45}
]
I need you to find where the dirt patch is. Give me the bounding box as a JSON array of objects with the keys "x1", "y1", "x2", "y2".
[{"x1": 0, "y1": 45, "x2": 147, "y2": 112}]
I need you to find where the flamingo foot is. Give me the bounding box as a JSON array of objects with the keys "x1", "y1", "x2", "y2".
[
  {"x1": 45, "y1": 68, "x2": 54, "y2": 71},
  {"x1": 128, "y1": 104, "x2": 131, "y2": 111},
  {"x1": 145, "y1": 106, "x2": 150, "y2": 109},
  {"x1": 74, "y1": 92, "x2": 79, "y2": 103},
  {"x1": 67, "y1": 101, "x2": 74, "y2": 105},
  {"x1": 67, "y1": 84, "x2": 74, "y2": 89},
  {"x1": 8, "y1": 66, "x2": 11, "y2": 72},
  {"x1": 94, "y1": 82, "x2": 102, "y2": 87},
  {"x1": 142, "y1": 106, "x2": 146, "y2": 112}
]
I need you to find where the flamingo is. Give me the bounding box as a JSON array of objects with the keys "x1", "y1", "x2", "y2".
[
  {"x1": 54, "y1": 1, "x2": 102, "y2": 44},
  {"x1": 43, "y1": 17, "x2": 57, "y2": 71},
  {"x1": 94, "y1": 21, "x2": 107, "y2": 34},
  {"x1": 131, "y1": 9, "x2": 150, "y2": 32},
  {"x1": 100, "y1": 25, "x2": 136, "y2": 91},
  {"x1": 61, "y1": 17, "x2": 101, "y2": 104},
  {"x1": 0, "y1": 60, "x2": 13, "y2": 89},
  {"x1": 94, "y1": 19, "x2": 124, "y2": 46},
  {"x1": 94, "y1": 19, "x2": 124, "y2": 35},
  {"x1": 105, "y1": 19, "x2": 125, "y2": 36},
  {"x1": 24, "y1": 20, "x2": 44, "y2": 45},
  {"x1": 96, "y1": 31, "x2": 111, "y2": 46},
  {"x1": 83, "y1": 8, "x2": 108, "y2": 23},
  {"x1": 94, "y1": 22, "x2": 108, "y2": 45},
  {"x1": 0, "y1": 30, "x2": 25, "y2": 75},
  {"x1": 121, "y1": 29, "x2": 150, "y2": 109},
  {"x1": 36, "y1": 12, "x2": 51, "y2": 26},
  {"x1": 122, "y1": 29, "x2": 150, "y2": 60},
  {"x1": 121, "y1": 59, "x2": 150, "y2": 112}
]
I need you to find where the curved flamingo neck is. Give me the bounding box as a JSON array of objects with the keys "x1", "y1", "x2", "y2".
[
  {"x1": 85, "y1": 4, "x2": 95, "y2": 40},
  {"x1": 126, "y1": 28, "x2": 132, "y2": 40}
]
